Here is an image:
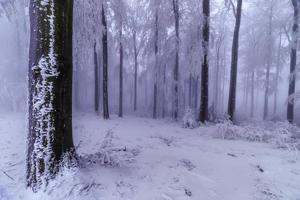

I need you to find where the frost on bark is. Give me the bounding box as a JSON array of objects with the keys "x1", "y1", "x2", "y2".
[
  {"x1": 119, "y1": 20, "x2": 124, "y2": 118},
  {"x1": 287, "y1": 0, "x2": 300, "y2": 123},
  {"x1": 27, "y1": 0, "x2": 75, "y2": 191},
  {"x1": 227, "y1": 0, "x2": 243, "y2": 121},
  {"x1": 199, "y1": 0, "x2": 210, "y2": 123}
]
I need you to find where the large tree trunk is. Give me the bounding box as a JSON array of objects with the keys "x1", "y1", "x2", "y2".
[
  {"x1": 27, "y1": 0, "x2": 75, "y2": 191},
  {"x1": 172, "y1": 0, "x2": 179, "y2": 120},
  {"x1": 119, "y1": 21, "x2": 124, "y2": 117},
  {"x1": 199, "y1": 0, "x2": 210, "y2": 123},
  {"x1": 102, "y1": 4, "x2": 109, "y2": 119},
  {"x1": 94, "y1": 43, "x2": 99, "y2": 113},
  {"x1": 227, "y1": 0, "x2": 243, "y2": 121},
  {"x1": 287, "y1": 0, "x2": 300, "y2": 123},
  {"x1": 263, "y1": 3, "x2": 273, "y2": 120}
]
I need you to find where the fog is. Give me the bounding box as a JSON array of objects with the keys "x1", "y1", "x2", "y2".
[{"x1": 0, "y1": 0, "x2": 298, "y2": 123}]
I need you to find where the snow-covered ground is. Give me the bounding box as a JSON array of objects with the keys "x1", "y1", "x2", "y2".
[{"x1": 0, "y1": 113, "x2": 300, "y2": 200}]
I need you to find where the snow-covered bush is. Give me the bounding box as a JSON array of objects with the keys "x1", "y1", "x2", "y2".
[
  {"x1": 182, "y1": 108, "x2": 198, "y2": 129},
  {"x1": 214, "y1": 120, "x2": 300, "y2": 153},
  {"x1": 79, "y1": 131, "x2": 141, "y2": 168}
]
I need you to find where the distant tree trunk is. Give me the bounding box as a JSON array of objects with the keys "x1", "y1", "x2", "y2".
[
  {"x1": 199, "y1": 0, "x2": 210, "y2": 123},
  {"x1": 194, "y1": 76, "x2": 199, "y2": 113},
  {"x1": 213, "y1": 39, "x2": 221, "y2": 115},
  {"x1": 172, "y1": 0, "x2": 179, "y2": 120},
  {"x1": 119, "y1": 21, "x2": 124, "y2": 117},
  {"x1": 94, "y1": 43, "x2": 99, "y2": 113},
  {"x1": 287, "y1": 0, "x2": 300, "y2": 123},
  {"x1": 153, "y1": 9, "x2": 159, "y2": 119},
  {"x1": 273, "y1": 30, "x2": 282, "y2": 115},
  {"x1": 27, "y1": 0, "x2": 75, "y2": 192},
  {"x1": 189, "y1": 73, "x2": 192, "y2": 108},
  {"x1": 133, "y1": 31, "x2": 138, "y2": 111},
  {"x1": 162, "y1": 64, "x2": 167, "y2": 118},
  {"x1": 227, "y1": 0, "x2": 243, "y2": 121},
  {"x1": 102, "y1": 4, "x2": 109, "y2": 119},
  {"x1": 250, "y1": 70, "x2": 255, "y2": 118},
  {"x1": 263, "y1": 4, "x2": 273, "y2": 120}
]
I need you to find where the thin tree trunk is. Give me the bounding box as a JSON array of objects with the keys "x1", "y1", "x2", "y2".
[
  {"x1": 133, "y1": 31, "x2": 138, "y2": 111},
  {"x1": 274, "y1": 30, "x2": 282, "y2": 115},
  {"x1": 27, "y1": 0, "x2": 75, "y2": 191},
  {"x1": 287, "y1": 0, "x2": 300, "y2": 123},
  {"x1": 153, "y1": 9, "x2": 159, "y2": 119},
  {"x1": 227, "y1": 0, "x2": 243, "y2": 121},
  {"x1": 162, "y1": 64, "x2": 167, "y2": 118},
  {"x1": 250, "y1": 70, "x2": 255, "y2": 118},
  {"x1": 119, "y1": 21, "x2": 123, "y2": 117},
  {"x1": 102, "y1": 4, "x2": 109, "y2": 119},
  {"x1": 263, "y1": 3, "x2": 273, "y2": 120},
  {"x1": 172, "y1": 0, "x2": 179, "y2": 120},
  {"x1": 199, "y1": 0, "x2": 210, "y2": 123},
  {"x1": 94, "y1": 43, "x2": 99, "y2": 113}
]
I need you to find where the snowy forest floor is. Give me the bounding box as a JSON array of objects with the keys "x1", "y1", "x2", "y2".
[{"x1": 0, "y1": 113, "x2": 300, "y2": 200}]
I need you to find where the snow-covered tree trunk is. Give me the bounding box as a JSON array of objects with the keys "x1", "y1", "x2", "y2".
[
  {"x1": 228, "y1": 0, "x2": 242, "y2": 121},
  {"x1": 172, "y1": 0, "x2": 179, "y2": 120},
  {"x1": 27, "y1": 0, "x2": 75, "y2": 191},
  {"x1": 287, "y1": 0, "x2": 300, "y2": 123},
  {"x1": 199, "y1": 0, "x2": 210, "y2": 123},
  {"x1": 102, "y1": 3, "x2": 109, "y2": 119}
]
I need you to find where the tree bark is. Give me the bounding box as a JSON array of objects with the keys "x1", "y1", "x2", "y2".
[
  {"x1": 102, "y1": 4, "x2": 109, "y2": 119},
  {"x1": 133, "y1": 31, "x2": 138, "y2": 111},
  {"x1": 27, "y1": 0, "x2": 75, "y2": 191},
  {"x1": 227, "y1": 0, "x2": 243, "y2": 121},
  {"x1": 199, "y1": 0, "x2": 210, "y2": 123},
  {"x1": 287, "y1": 0, "x2": 300, "y2": 123},
  {"x1": 119, "y1": 21, "x2": 124, "y2": 117},
  {"x1": 94, "y1": 43, "x2": 99, "y2": 113},
  {"x1": 153, "y1": 9, "x2": 159, "y2": 119},
  {"x1": 172, "y1": 0, "x2": 179, "y2": 120}
]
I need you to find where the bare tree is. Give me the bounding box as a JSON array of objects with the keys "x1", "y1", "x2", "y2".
[
  {"x1": 227, "y1": 0, "x2": 243, "y2": 121},
  {"x1": 287, "y1": 0, "x2": 300, "y2": 123},
  {"x1": 102, "y1": 3, "x2": 109, "y2": 119},
  {"x1": 199, "y1": 0, "x2": 210, "y2": 123}
]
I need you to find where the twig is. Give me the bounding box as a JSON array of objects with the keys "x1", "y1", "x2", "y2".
[{"x1": 1, "y1": 169, "x2": 14, "y2": 181}]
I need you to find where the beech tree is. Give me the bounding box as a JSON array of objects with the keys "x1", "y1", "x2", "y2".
[
  {"x1": 102, "y1": 3, "x2": 109, "y2": 119},
  {"x1": 199, "y1": 0, "x2": 210, "y2": 123},
  {"x1": 27, "y1": 0, "x2": 75, "y2": 191},
  {"x1": 227, "y1": 0, "x2": 243, "y2": 121},
  {"x1": 287, "y1": 0, "x2": 300, "y2": 123}
]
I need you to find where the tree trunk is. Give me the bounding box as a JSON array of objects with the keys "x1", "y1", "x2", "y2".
[
  {"x1": 27, "y1": 0, "x2": 75, "y2": 191},
  {"x1": 227, "y1": 0, "x2": 243, "y2": 121},
  {"x1": 199, "y1": 0, "x2": 210, "y2": 123},
  {"x1": 133, "y1": 31, "x2": 138, "y2": 111},
  {"x1": 250, "y1": 70, "x2": 255, "y2": 117},
  {"x1": 263, "y1": 3, "x2": 273, "y2": 120},
  {"x1": 94, "y1": 43, "x2": 99, "y2": 113},
  {"x1": 119, "y1": 21, "x2": 123, "y2": 117},
  {"x1": 172, "y1": 0, "x2": 179, "y2": 120},
  {"x1": 102, "y1": 4, "x2": 109, "y2": 119},
  {"x1": 274, "y1": 30, "x2": 282, "y2": 115},
  {"x1": 153, "y1": 9, "x2": 159, "y2": 119},
  {"x1": 287, "y1": 0, "x2": 300, "y2": 123},
  {"x1": 162, "y1": 64, "x2": 167, "y2": 118}
]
